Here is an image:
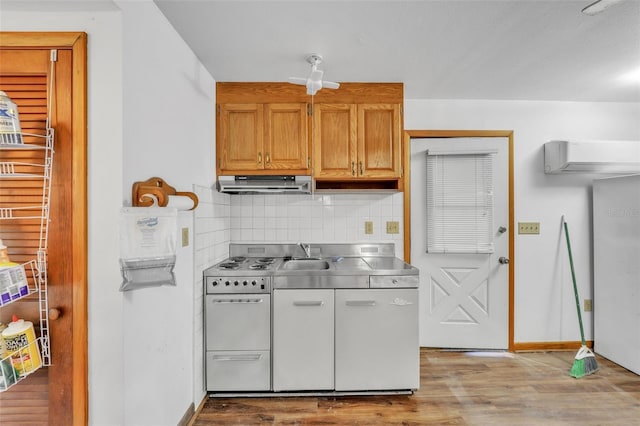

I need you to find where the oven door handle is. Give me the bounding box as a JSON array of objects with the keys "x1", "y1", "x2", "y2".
[
  {"x1": 212, "y1": 298, "x2": 264, "y2": 304},
  {"x1": 211, "y1": 354, "x2": 263, "y2": 362}
]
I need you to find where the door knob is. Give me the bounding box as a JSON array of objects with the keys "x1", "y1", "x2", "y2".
[
  {"x1": 499, "y1": 257, "x2": 510, "y2": 265},
  {"x1": 498, "y1": 226, "x2": 507, "y2": 234},
  {"x1": 49, "y1": 308, "x2": 61, "y2": 320}
]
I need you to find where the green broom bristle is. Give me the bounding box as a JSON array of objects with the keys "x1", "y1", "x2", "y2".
[
  {"x1": 570, "y1": 345, "x2": 599, "y2": 378},
  {"x1": 570, "y1": 358, "x2": 585, "y2": 378}
]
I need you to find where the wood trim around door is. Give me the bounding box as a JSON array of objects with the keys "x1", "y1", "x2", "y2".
[
  {"x1": 0, "y1": 31, "x2": 88, "y2": 425},
  {"x1": 403, "y1": 130, "x2": 515, "y2": 351}
]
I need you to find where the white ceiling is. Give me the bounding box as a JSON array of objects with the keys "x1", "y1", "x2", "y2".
[
  {"x1": 2, "y1": 0, "x2": 638, "y2": 102},
  {"x1": 154, "y1": 0, "x2": 640, "y2": 102}
]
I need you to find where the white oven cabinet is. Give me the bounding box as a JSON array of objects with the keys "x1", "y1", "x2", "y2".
[
  {"x1": 335, "y1": 289, "x2": 419, "y2": 391},
  {"x1": 272, "y1": 289, "x2": 335, "y2": 391}
]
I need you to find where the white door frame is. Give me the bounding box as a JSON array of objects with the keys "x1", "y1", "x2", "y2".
[{"x1": 403, "y1": 130, "x2": 514, "y2": 351}]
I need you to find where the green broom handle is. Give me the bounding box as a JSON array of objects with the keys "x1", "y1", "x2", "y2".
[{"x1": 564, "y1": 221, "x2": 587, "y2": 346}]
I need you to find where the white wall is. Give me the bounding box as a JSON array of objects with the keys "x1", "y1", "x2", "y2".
[
  {"x1": 118, "y1": 1, "x2": 214, "y2": 425},
  {"x1": 404, "y1": 99, "x2": 640, "y2": 344},
  {"x1": 1, "y1": 1, "x2": 216, "y2": 425}
]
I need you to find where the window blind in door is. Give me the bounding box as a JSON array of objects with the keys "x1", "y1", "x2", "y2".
[{"x1": 425, "y1": 150, "x2": 495, "y2": 254}]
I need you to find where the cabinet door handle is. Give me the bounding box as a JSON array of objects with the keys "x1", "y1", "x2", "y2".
[
  {"x1": 351, "y1": 161, "x2": 356, "y2": 176},
  {"x1": 265, "y1": 152, "x2": 271, "y2": 165},
  {"x1": 359, "y1": 161, "x2": 364, "y2": 175},
  {"x1": 345, "y1": 300, "x2": 376, "y2": 307},
  {"x1": 293, "y1": 300, "x2": 324, "y2": 306},
  {"x1": 258, "y1": 152, "x2": 262, "y2": 165},
  {"x1": 212, "y1": 354, "x2": 262, "y2": 362}
]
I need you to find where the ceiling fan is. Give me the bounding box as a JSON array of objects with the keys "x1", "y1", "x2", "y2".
[{"x1": 289, "y1": 54, "x2": 340, "y2": 96}]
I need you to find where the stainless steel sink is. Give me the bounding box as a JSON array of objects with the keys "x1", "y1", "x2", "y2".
[{"x1": 280, "y1": 259, "x2": 330, "y2": 270}]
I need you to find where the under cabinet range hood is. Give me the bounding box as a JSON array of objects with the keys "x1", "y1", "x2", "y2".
[
  {"x1": 217, "y1": 175, "x2": 312, "y2": 194},
  {"x1": 544, "y1": 140, "x2": 640, "y2": 174}
]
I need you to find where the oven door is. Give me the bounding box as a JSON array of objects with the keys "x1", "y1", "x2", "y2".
[{"x1": 205, "y1": 294, "x2": 270, "y2": 351}]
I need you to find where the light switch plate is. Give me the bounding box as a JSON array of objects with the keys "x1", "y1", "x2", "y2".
[
  {"x1": 584, "y1": 299, "x2": 593, "y2": 312},
  {"x1": 181, "y1": 227, "x2": 189, "y2": 247},
  {"x1": 518, "y1": 222, "x2": 540, "y2": 235},
  {"x1": 364, "y1": 221, "x2": 373, "y2": 235}
]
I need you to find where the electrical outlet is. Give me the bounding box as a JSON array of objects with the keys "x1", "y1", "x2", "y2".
[
  {"x1": 181, "y1": 227, "x2": 189, "y2": 247},
  {"x1": 364, "y1": 221, "x2": 373, "y2": 235},
  {"x1": 386, "y1": 221, "x2": 400, "y2": 234},
  {"x1": 584, "y1": 299, "x2": 593, "y2": 312},
  {"x1": 518, "y1": 222, "x2": 540, "y2": 235}
]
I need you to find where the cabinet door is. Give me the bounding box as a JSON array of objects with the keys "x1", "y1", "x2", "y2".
[
  {"x1": 264, "y1": 103, "x2": 309, "y2": 171},
  {"x1": 218, "y1": 103, "x2": 264, "y2": 171},
  {"x1": 335, "y1": 289, "x2": 419, "y2": 391},
  {"x1": 313, "y1": 103, "x2": 357, "y2": 178},
  {"x1": 357, "y1": 104, "x2": 401, "y2": 178},
  {"x1": 273, "y1": 289, "x2": 334, "y2": 391}
]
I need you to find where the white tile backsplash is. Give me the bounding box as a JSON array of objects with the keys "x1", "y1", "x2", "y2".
[{"x1": 229, "y1": 192, "x2": 405, "y2": 258}]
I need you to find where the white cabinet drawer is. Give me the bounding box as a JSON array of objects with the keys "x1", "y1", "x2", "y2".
[{"x1": 206, "y1": 350, "x2": 270, "y2": 391}]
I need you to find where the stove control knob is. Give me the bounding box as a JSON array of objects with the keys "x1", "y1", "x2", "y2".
[
  {"x1": 243, "y1": 280, "x2": 248, "y2": 286},
  {"x1": 212, "y1": 280, "x2": 218, "y2": 286},
  {"x1": 251, "y1": 280, "x2": 257, "y2": 286},
  {"x1": 234, "y1": 281, "x2": 239, "y2": 286},
  {"x1": 225, "y1": 281, "x2": 230, "y2": 286}
]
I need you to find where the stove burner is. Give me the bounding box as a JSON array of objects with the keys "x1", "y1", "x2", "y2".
[
  {"x1": 230, "y1": 256, "x2": 247, "y2": 263},
  {"x1": 249, "y1": 263, "x2": 269, "y2": 270},
  {"x1": 218, "y1": 262, "x2": 240, "y2": 270},
  {"x1": 255, "y1": 257, "x2": 275, "y2": 264}
]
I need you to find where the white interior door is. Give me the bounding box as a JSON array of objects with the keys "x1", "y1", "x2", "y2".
[{"x1": 411, "y1": 137, "x2": 510, "y2": 349}]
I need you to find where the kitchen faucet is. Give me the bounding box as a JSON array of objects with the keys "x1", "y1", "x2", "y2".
[{"x1": 298, "y1": 242, "x2": 311, "y2": 258}]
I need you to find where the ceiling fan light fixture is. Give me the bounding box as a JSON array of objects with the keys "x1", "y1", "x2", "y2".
[
  {"x1": 581, "y1": 0, "x2": 625, "y2": 15},
  {"x1": 289, "y1": 53, "x2": 340, "y2": 95}
]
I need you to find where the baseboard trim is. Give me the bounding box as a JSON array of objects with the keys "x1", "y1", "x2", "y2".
[
  {"x1": 186, "y1": 395, "x2": 208, "y2": 426},
  {"x1": 420, "y1": 341, "x2": 595, "y2": 353},
  {"x1": 178, "y1": 402, "x2": 195, "y2": 426},
  {"x1": 513, "y1": 340, "x2": 594, "y2": 352}
]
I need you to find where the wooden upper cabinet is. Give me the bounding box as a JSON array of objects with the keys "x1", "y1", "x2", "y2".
[
  {"x1": 216, "y1": 82, "x2": 404, "y2": 189},
  {"x1": 358, "y1": 104, "x2": 401, "y2": 179},
  {"x1": 314, "y1": 103, "x2": 401, "y2": 179},
  {"x1": 218, "y1": 103, "x2": 264, "y2": 171},
  {"x1": 313, "y1": 104, "x2": 357, "y2": 178},
  {"x1": 217, "y1": 102, "x2": 309, "y2": 174},
  {"x1": 265, "y1": 103, "x2": 308, "y2": 170}
]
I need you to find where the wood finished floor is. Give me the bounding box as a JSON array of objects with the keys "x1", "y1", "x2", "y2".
[{"x1": 192, "y1": 349, "x2": 640, "y2": 425}]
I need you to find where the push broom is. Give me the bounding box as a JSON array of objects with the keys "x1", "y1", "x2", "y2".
[{"x1": 563, "y1": 217, "x2": 598, "y2": 378}]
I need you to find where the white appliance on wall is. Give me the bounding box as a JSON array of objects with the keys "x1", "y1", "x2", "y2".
[
  {"x1": 544, "y1": 140, "x2": 640, "y2": 174},
  {"x1": 593, "y1": 174, "x2": 640, "y2": 375}
]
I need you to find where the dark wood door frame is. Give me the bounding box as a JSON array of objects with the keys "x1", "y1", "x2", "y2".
[
  {"x1": 402, "y1": 130, "x2": 515, "y2": 351},
  {"x1": 0, "y1": 31, "x2": 88, "y2": 424}
]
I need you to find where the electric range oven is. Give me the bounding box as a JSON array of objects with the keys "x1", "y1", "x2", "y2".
[{"x1": 203, "y1": 255, "x2": 280, "y2": 392}]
